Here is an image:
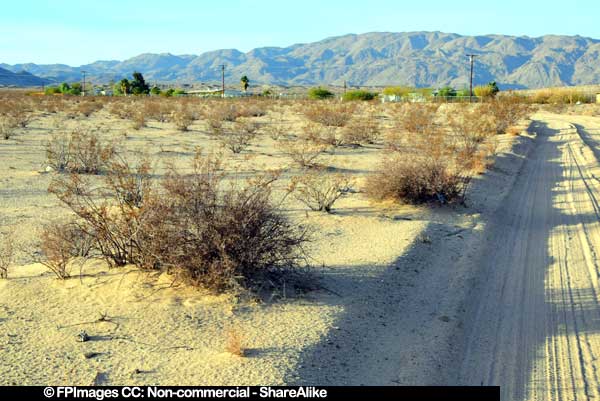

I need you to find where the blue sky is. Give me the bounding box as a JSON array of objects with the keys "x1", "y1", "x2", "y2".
[{"x1": 1, "y1": 0, "x2": 598, "y2": 65}]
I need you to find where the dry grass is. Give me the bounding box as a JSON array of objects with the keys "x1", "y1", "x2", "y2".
[{"x1": 224, "y1": 328, "x2": 246, "y2": 357}]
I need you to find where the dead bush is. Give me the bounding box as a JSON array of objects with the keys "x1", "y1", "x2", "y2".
[
  {"x1": 277, "y1": 137, "x2": 328, "y2": 168},
  {"x1": 140, "y1": 150, "x2": 309, "y2": 291},
  {"x1": 366, "y1": 156, "x2": 470, "y2": 204},
  {"x1": 485, "y1": 97, "x2": 532, "y2": 134},
  {"x1": 264, "y1": 114, "x2": 288, "y2": 141},
  {"x1": 48, "y1": 156, "x2": 153, "y2": 268},
  {"x1": 290, "y1": 168, "x2": 353, "y2": 213},
  {"x1": 448, "y1": 105, "x2": 496, "y2": 161},
  {"x1": 218, "y1": 120, "x2": 259, "y2": 153},
  {"x1": 171, "y1": 105, "x2": 196, "y2": 131},
  {"x1": 0, "y1": 116, "x2": 17, "y2": 140},
  {"x1": 303, "y1": 123, "x2": 344, "y2": 147},
  {"x1": 76, "y1": 100, "x2": 103, "y2": 117},
  {"x1": 0, "y1": 231, "x2": 14, "y2": 279},
  {"x1": 343, "y1": 114, "x2": 381, "y2": 144},
  {"x1": 395, "y1": 103, "x2": 440, "y2": 134},
  {"x1": 131, "y1": 110, "x2": 146, "y2": 130},
  {"x1": 143, "y1": 100, "x2": 173, "y2": 122},
  {"x1": 45, "y1": 129, "x2": 115, "y2": 174},
  {"x1": 303, "y1": 103, "x2": 355, "y2": 127},
  {"x1": 225, "y1": 328, "x2": 246, "y2": 357},
  {"x1": 39, "y1": 220, "x2": 94, "y2": 279}
]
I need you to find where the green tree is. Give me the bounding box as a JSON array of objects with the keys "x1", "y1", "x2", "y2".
[
  {"x1": 150, "y1": 86, "x2": 161, "y2": 95},
  {"x1": 437, "y1": 86, "x2": 457, "y2": 98},
  {"x1": 240, "y1": 75, "x2": 249, "y2": 92},
  {"x1": 58, "y1": 82, "x2": 71, "y2": 94},
  {"x1": 488, "y1": 81, "x2": 500, "y2": 96},
  {"x1": 113, "y1": 79, "x2": 131, "y2": 96},
  {"x1": 342, "y1": 90, "x2": 377, "y2": 101},
  {"x1": 308, "y1": 87, "x2": 334, "y2": 100},
  {"x1": 130, "y1": 72, "x2": 150, "y2": 95}
]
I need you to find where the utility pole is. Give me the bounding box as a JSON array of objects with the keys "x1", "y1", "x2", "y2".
[
  {"x1": 220, "y1": 65, "x2": 225, "y2": 98},
  {"x1": 466, "y1": 54, "x2": 477, "y2": 103},
  {"x1": 81, "y1": 70, "x2": 87, "y2": 96},
  {"x1": 343, "y1": 80, "x2": 347, "y2": 94}
]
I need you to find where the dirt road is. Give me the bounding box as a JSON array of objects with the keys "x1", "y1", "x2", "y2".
[{"x1": 458, "y1": 113, "x2": 600, "y2": 400}]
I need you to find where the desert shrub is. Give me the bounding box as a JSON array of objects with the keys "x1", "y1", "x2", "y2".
[
  {"x1": 447, "y1": 105, "x2": 496, "y2": 161},
  {"x1": 366, "y1": 156, "x2": 470, "y2": 204},
  {"x1": 303, "y1": 103, "x2": 355, "y2": 127},
  {"x1": 39, "y1": 220, "x2": 94, "y2": 279},
  {"x1": 131, "y1": 110, "x2": 146, "y2": 130},
  {"x1": 48, "y1": 156, "x2": 153, "y2": 268},
  {"x1": 395, "y1": 103, "x2": 439, "y2": 134},
  {"x1": 218, "y1": 120, "x2": 259, "y2": 153},
  {"x1": 206, "y1": 118, "x2": 224, "y2": 136},
  {"x1": 342, "y1": 90, "x2": 377, "y2": 102},
  {"x1": 140, "y1": 151, "x2": 309, "y2": 291},
  {"x1": 437, "y1": 86, "x2": 457, "y2": 98},
  {"x1": 264, "y1": 114, "x2": 288, "y2": 141},
  {"x1": 236, "y1": 102, "x2": 267, "y2": 118},
  {"x1": 0, "y1": 116, "x2": 17, "y2": 140},
  {"x1": 143, "y1": 100, "x2": 173, "y2": 122},
  {"x1": 484, "y1": 97, "x2": 532, "y2": 134},
  {"x1": 343, "y1": 114, "x2": 381, "y2": 145},
  {"x1": 171, "y1": 106, "x2": 195, "y2": 131},
  {"x1": 383, "y1": 86, "x2": 413, "y2": 97},
  {"x1": 0, "y1": 231, "x2": 14, "y2": 279},
  {"x1": 209, "y1": 102, "x2": 239, "y2": 122},
  {"x1": 308, "y1": 87, "x2": 334, "y2": 100},
  {"x1": 46, "y1": 130, "x2": 115, "y2": 174},
  {"x1": 225, "y1": 328, "x2": 246, "y2": 357},
  {"x1": 302, "y1": 123, "x2": 344, "y2": 147},
  {"x1": 277, "y1": 137, "x2": 327, "y2": 168},
  {"x1": 530, "y1": 89, "x2": 593, "y2": 104},
  {"x1": 290, "y1": 168, "x2": 353, "y2": 213},
  {"x1": 76, "y1": 100, "x2": 103, "y2": 117}
]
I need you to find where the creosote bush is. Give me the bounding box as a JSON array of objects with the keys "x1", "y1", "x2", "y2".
[
  {"x1": 0, "y1": 231, "x2": 14, "y2": 279},
  {"x1": 39, "y1": 220, "x2": 94, "y2": 279},
  {"x1": 47, "y1": 149, "x2": 308, "y2": 292},
  {"x1": 290, "y1": 168, "x2": 353, "y2": 213},
  {"x1": 45, "y1": 129, "x2": 116, "y2": 174},
  {"x1": 367, "y1": 156, "x2": 470, "y2": 205},
  {"x1": 303, "y1": 103, "x2": 355, "y2": 127}
]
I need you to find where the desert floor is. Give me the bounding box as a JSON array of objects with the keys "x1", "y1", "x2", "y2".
[{"x1": 1, "y1": 103, "x2": 599, "y2": 401}]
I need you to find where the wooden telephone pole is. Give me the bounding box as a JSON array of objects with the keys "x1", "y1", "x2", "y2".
[
  {"x1": 221, "y1": 65, "x2": 225, "y2": 98},
  {"x1": 81, "y1": 70, "x2": 87, "y2": 96},
  {"x1": 466, "y1": 54, "x2": 477, "y2": 102}
]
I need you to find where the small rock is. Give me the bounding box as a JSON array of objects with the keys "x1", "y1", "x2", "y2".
[
  {"x1": 83, "y1": 352, "x2": 100, "y2": 359},
  {"x1": 45, "y1": 166, "x2": 55, "y2": 173}
]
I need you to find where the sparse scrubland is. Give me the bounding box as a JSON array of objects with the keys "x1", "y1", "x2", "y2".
[{"x1": 0, "y1": 90, "x2": 535, "y2": 385}]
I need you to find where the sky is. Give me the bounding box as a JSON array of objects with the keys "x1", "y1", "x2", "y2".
[{"x1": 1, "y1": 0, "x2": 599, "y2": 65}]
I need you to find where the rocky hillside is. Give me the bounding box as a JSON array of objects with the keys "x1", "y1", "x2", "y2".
[{"x1": 2, "y1": 32, "x2": 600, "y2": 89}]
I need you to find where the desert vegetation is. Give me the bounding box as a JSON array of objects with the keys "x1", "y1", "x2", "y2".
[{"x1": 0, "y1": 90, "x2": 533, "y2": 291}]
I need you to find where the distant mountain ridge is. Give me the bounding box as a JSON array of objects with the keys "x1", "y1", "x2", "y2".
[
  {"x1": 0, "y1": 66, "x2": 52, "y2": 87},
  {"x1": 3, "y1": 31, "x2": 600, "y2": 89}
]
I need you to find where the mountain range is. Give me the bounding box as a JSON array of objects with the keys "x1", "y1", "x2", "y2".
[
  {"x1": 2, "y1": 31, "x2": 600, "y2": 89},
  {"x1": 0, "y1": 66, "x2": 52, "y2": 87}
]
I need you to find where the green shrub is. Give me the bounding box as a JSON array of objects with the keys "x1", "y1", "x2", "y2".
[
  {"x1": 437, "y1": 86, "x2": 457, "y2": 97},
  {"x1": 342, "y1": 90, "x2": 377, "y2": 101},
  {"x1": 308, "y1": 87, "x2": 334, "y2": 100}
]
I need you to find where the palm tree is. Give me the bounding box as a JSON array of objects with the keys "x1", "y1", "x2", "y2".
[{"x1": 240, "y1": 76, "x2": 249, "y2": 92}]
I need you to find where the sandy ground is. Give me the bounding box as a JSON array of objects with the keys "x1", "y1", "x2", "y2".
[
  {"x1": 5, "y1": 101, "x2": 598, "y2": 398},
  {"x1": 0, "y1": 103, "x2": 435, "y2": 385},
  {"x1": 453, "y1": 112, "x2": 600, "y2": 400}
]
